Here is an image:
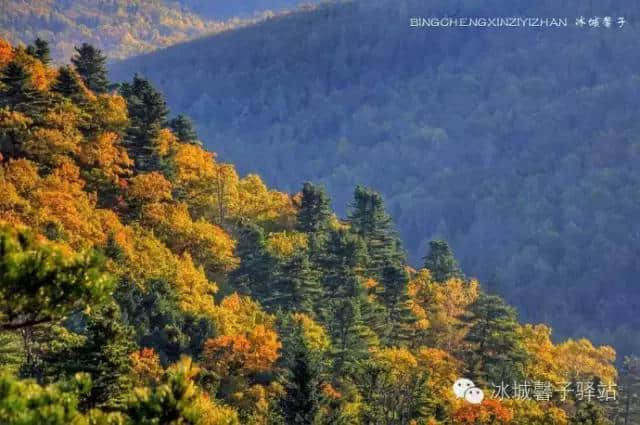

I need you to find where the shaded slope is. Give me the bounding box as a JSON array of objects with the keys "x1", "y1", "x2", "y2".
[{"x1": 110, "y1": 0, "x2": 640, "y2": 355}]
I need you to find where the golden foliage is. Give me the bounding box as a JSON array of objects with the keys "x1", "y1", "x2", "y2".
[
  {"x1": 170, "y1": 144, "x2": 296, "y2": 227},
  {"x1": 128, "y1": 172, "x2": 173, "y2": 204},
  {"x1": 502, "y1": 399, "x2": 568, "y2": 425},
  {"x1": 141, "y1": 202, "x2": 237, "y2": 274},
  {"x1": 416, "y1": 347, "x2": 461, "y2": 403},
  {"x1": 264, "y1": 231, "x2": 308, "y2": 259},
  {"x1": 518, "y1": 324, "x2": 563, "y2": 385},
  {"x1": 154, "y1": 127, "x2": 179, "y2": 157},
  {"x1": 93, "y1": 94, "x2": 129, "y2": 131},
  {"x1": 196, "y1": 393, "x2": 241, "y2": 425},
  {"x1": 130, "y1": 348, "x2": 164, "y2": 386},
  {"x1": 291, "y1": 312, "x2": 331, "y2": 353},
  {"x1": 21, "y1": 101, "x2": 83, "y2": 165},
  {"x1": 78, "y1": 131, "x2": 132, "y2": 183},
  {"x1": 212, "y1": 293, "x2": 275, "y2": 337},
  {"x1": 408, "y1": 269, "x2": 479, "y2": 351},
  {"x1": 202, "y1": 325, "x2": 281, "y2": 376},
  {"x1": 555, "y1": 338, "x2": 617, "y2": 383},
  {"x1": 175, "y1": 252, "x2": 218, "y2": 318}
]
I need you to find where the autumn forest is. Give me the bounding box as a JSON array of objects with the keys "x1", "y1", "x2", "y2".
[{"x1": 0, "y1": 10, "x2": 639, "y2": 425}]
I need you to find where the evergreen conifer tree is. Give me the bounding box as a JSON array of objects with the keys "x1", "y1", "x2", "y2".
[
  {"x1": 119, "y1": 74, "x2": 169, "y2": 172},
  {"x1": 26, "y1": 38, "x2": 50, "y2": 64},
  {"x1": 423, "y1": 239, "x2": 463, "y2": 283},
  {"x1": 296, "y1": 182, "x2": 332, "y2": 234},
  {"x1": 169, "y1": 114, "x2": 198, "y2": 143},
  {"x1": 51, "y1": 66, "x2": 85, "y2": 102},
  {"x1": 461, "y1": 293, "x2": 528, "y2": 386},
  {"x1": 348, "y1": 186, "x2": 405, "y2": 277},
  {"x1": 71, "y1": 43, "x2": 109, "y2": 93},
  {"x1": 0, "y1": 61, "x2": 40, "y2": 110}
]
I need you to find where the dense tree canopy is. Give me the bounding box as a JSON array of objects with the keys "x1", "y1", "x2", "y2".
[
  {"x1": 110, "y1": 0, "x2": 640, "y2": 358},
  {"x1": 0, "y1": 36, "x2": 634, "y2": 424}
]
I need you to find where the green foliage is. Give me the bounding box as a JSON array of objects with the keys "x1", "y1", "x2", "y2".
[
  {"x1": 45, "y1": 305, "x2": 136, "y2": 410},
  {"x1": 169, "y1": 115, "x2": 198, "y2": 144},
  {"x1": 71, "y1": 44, "x2": 109, "y2": 94},
  {"x1": 119, "y1": 74, "x2": 169, "y2": 171},
  {"x1": 348, "y1": 186, "x2": 405, "y2": 276},
  {"x1": 571, "y1": 402, "x2": 611, "y2": 425},
  {"x1": 26, "y1": 38, "x2": 50, "y2": 64},
  {"x1": 0, "y1": 372, "x2": 125, "y2": 425},
  {"x1": 0, "y1": 62, "x2": 40, "y2": 110},
  {"x1": 461, "y1": 293, "x2": 528, "y2": 386},
  {"x1": 126, "y1": 358, "x2": 205, "y2": 425},
  {"x1": 296, "y1": 183, "x2": 332, "y2": 235},
  {"x1": 423, "y1": 240, "x2": 462, "y2": 283},
  {"x1": 51, "y1": 66, "x2": 85, "y2": 103},
  {"x1": 378, "y1": 261, "x2": 415, "y2": 345},
  {"x1": 0, "y1": 227, "x2": 113, "y2": 332},
  {"x1": 278, "y1": 318, "x2": 328, "y2": 425},
  {"x1": 116, "y1": 279, "x2": 214, "y2": 365},
  {"x1": 0, "y1": 332, "x2": 23, "y2": 375},
  {"x1": 108, "y1": 0, "x2": 640, "y2": 355}
]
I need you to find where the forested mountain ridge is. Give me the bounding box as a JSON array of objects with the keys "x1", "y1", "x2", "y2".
[
  {"x1": 0, "y1": 0, "x2": 314, "y2": 61},
  {"x1": 1, "y1": 37, "x2": 637, "y2": 424},
  {"x1": 110, "y1": 0, "x2": 640, "y2": 356}
]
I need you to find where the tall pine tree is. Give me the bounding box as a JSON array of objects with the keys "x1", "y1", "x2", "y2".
[
  {"x1": 348, "y1": 186, "x2": 405, "y2": 278},
  {"x1": 119, "y1": 74, "x2": 169, "y2": 172},
  {"x1": 0, "y1": 61, "x2": 40, "y2": 110},
  {"x1": 378, "y1": 261, "x2": 416, "y2": 345},
  {"x1": 296, "y1": 182, "x2": 332, "y2": 234},
  {"x1": 26, "y1": 38, "x2": 50, "y2": 64},
  {"x1": 423, "y1": 240, "x2": 463, "y2": 283},
  {"x1": 460, "y1": 293, "x2": 528, "y2": 386},
  {"x1": 51, "y1": 66, "x2": 85, "y2": 102},
  {"x1": 169, "y1": 114, "x2": 198, "y2": 143},
  {"x1": 71, "y1": 43, "x2": 109, "y2": 94}
]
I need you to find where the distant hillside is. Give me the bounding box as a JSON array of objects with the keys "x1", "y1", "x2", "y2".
[
  {"x1": 110, "y1": 0, "x2": 640, "y2": 355},
  {"x1": 0, "y1": 0, "x2": 283, "y2": 61},
  {"x1": 169, "y1": 0, "x2": 317, "y2": 19}
]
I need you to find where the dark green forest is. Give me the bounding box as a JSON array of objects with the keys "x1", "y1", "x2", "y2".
[{"x1": 109, "y1": 0, "x2": 640, "y2": 357}]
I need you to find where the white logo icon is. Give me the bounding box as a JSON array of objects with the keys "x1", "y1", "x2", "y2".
[
  {"x1": 464, "y1": 387, "x2": 485, "y2": 404},
  {"x1": 453, "y1": 377, "x2": 484, "y2": 404},
  {"x1": 453, "y1": 378, "x2": 475, "y2": 398}
]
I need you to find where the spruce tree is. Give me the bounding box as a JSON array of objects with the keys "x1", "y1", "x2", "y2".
[
  {"x1": 318, "y1": 229, "x2": 379, "y2": 370},
  {"x1": 26, "y1": 38, "x2": 50, "y2": 64},
  {"x1": 328, "y1": 296, "x2": 378, "y2": 373},
  {"x1": 228, "y1": 223, "x2": 275, "y2": 298},
  {"x1": 119, "y1": 74, "x2": 169, "y2": 172},
  {"x1": 348, "y1": 186, "x2": 405, "y2": 277},
  {"x1": 51, "y1": 66, "x2": 85, "y2": 102},
  {"x1": 0, "y1": 61, "x2": 40, "y2": 110},
  {"x1": 296, "y1": 182, "x2": 332, "y2": 234},
  {"x1": 169, "y1": 114, "x2": 198, "y2": 143},
  {"x1": 276, "y1": 252, "x2": 323, "y2": 316},
  {"x1": 423, "y1": 239, "x2": 463, "y2": 283},
  {"x1": 461, "y1": 293, "x2": 528, "y2": 386},
  {"x1": 115, "y1": 279, "x2": 214, "y2": 364},
  {"x1": 379, "y1": 261, "x2": 416, "y2": 345},
  {"x1": 279, "y1": 321, "x2": 327, "y2": 425},
  {"x1": 45, "y1": 304, "x2": 136, "y2": 410},
  {"x1": 71, "y1": 43, "x2": 109, "y2": 94}
]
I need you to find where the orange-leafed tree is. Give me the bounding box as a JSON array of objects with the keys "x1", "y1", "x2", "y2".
[{"x1": 452, "y1": 399, "x2": 513, "y2": 425}]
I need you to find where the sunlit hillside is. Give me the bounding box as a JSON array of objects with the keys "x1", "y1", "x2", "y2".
[
  {"x1": 110, "y1": 0, "x2": 640, "y2": 357},
  {"x1": 1, "y1": 37, "x2": 637, "y2": 424}
]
